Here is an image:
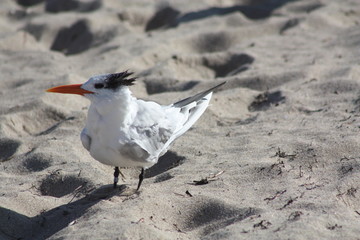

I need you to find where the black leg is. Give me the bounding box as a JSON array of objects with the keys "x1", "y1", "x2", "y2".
[
  {"x1": 114, "y1": 167, "x2": 120, "y2": 188},
  {"x1": 136, "y1": 168, "x2": 145, "y2": 191}
]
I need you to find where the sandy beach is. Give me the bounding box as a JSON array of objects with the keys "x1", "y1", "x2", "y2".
[{"x1": 1, "y1": 0, "x2": 360, "y2": 239}]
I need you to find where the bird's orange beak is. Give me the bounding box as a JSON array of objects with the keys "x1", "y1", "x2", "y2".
[{"x1": 46, "y1": 84, "x2": 93, "y2": 96}]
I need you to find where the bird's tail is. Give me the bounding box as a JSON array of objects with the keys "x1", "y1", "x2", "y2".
[{"x1": 161, "y1": 81, "x2": 226, "y2": 154}]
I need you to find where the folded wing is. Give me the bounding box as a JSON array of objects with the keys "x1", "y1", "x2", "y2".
[
  {"x1": 161, "y1": 82, "x2": 226, "y2": 154},
  {"x1": 127, "y1": 82, "x2": 226, "y2": 163}
]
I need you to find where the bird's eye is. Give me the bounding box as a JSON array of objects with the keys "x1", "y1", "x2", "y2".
[{"x1": 94, "y1": 83, "x2": 104, "y2": 89}]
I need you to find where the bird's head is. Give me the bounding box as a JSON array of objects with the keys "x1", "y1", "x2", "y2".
[{"x1": 46, "y1": 71, "x2": 136, "y2": 99}]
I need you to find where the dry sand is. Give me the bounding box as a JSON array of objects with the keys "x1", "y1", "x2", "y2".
[{"x1": 1, "y1": 0, "x2": 360, "y2": 239}]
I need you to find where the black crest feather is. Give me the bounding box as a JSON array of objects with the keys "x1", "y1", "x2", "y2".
[{"x1": 105, "y1": 71, "x2": 136, "y2": 90}]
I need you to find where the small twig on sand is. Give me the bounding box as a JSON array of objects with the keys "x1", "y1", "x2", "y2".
[
  {"x1": 278, "y1": 196, "x2": 299, "y2": 210},
  {"x1": 192, "y1": 170, "x2": 225, "y2": 185},
  {"x1": 185, "y1": 190, "x2": 193, "y2": 197},
  {"x1": 131, "y1": 218, "x2": 144, "y2": 224},
  {"x1": 68, "y1": 184, "x2": 85, "y2": 203},
  {"x1": 193, "y1": 178, "x2": 209, "y2": 185},
  {"x1": 209, "y1": 170, "x2": 225, "y2": 179},
  {"x1": 174, "y1": 192, "x2": 186, "y2": 197},
  {"x1": 264, "y1": 190, "x2": 287, "y2": 203},
  {"x1": 273, "y1": 148, "x2": 296, "y2": 159},
  {"x1": 173, "y1": 223, "x2": 185, "y2": 233}
]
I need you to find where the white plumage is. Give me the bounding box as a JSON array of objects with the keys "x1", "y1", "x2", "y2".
[{"x1": 47, "y1": 71, "x2": 225, "y2": 190}]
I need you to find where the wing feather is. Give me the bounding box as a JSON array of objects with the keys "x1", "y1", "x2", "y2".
[
  {"x1": 125, "y1": 82, "x2": 225, "y2": 162},
  {"x1": 161, "y1": 82, "x2": 226, "y2": 154}
]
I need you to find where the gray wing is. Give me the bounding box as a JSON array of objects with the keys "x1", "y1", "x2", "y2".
[
  {"x1": 160, "y1": 81, "x2": 226, "y2": 153},
  {"x1": 126, "y1": 82, "x2": 226, "y2": 161},
  {"x1": 121, "y1": 142, "x2": 151, "y2": 163},
  {"x1": 173, "y1": 82, "x2": 226, "y2": 107},
  {"x1": 126, "y1": 101, "x2": 177, "y2": 161}
]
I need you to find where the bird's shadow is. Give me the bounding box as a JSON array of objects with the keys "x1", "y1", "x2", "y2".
[
  {"x1": 0, "y1": 151, "x2": 186, "y2": 239},
  {"x1": 0, "y1": 184, "x2": 131, "y2": 240},
  {"x1": 145, "y1": 151, "x2": 186, "y2": 178}
]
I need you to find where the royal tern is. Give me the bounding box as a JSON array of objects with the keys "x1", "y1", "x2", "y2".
[{"x1": 47, "y1": 71, "x2": 225, "y2": 190}]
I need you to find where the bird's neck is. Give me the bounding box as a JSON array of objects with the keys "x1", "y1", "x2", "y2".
[{"x1": 88, "y1": 88, "x2": 136, "y2": 126}]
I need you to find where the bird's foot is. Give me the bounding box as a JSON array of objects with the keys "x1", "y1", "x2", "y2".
[
  {"x1": 136, "y1": 168, "x2": 145, "y2": 191},
  {"x1": 114, "y1": 167, "x2": 120, "y2": 189},
  {"x1": 113, "y1": 177, "x2": 119, "y2": 188}
]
